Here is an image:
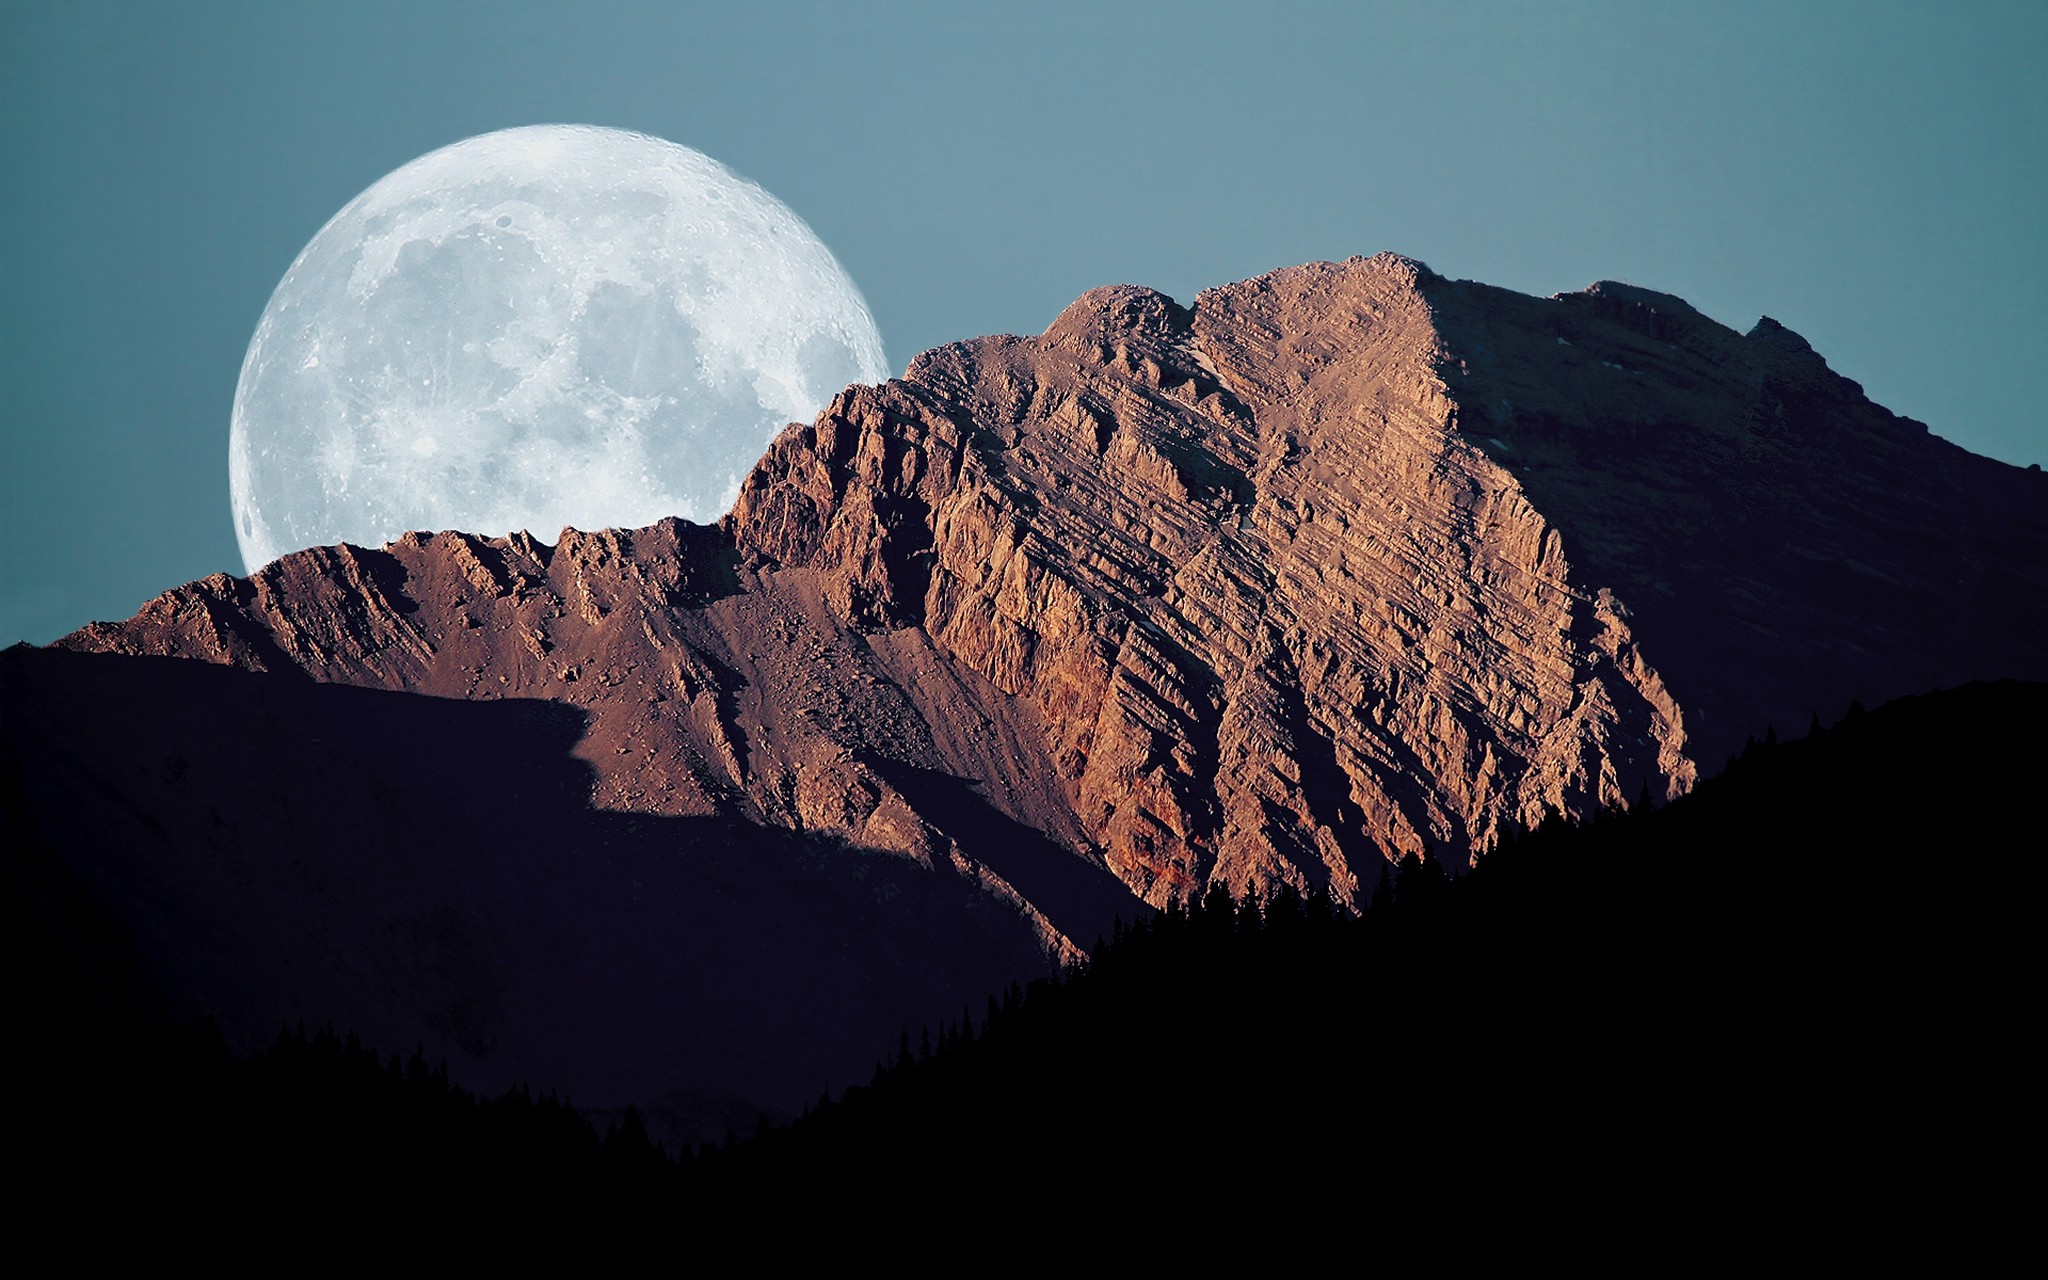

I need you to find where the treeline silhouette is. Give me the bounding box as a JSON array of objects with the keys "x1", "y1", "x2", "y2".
[
  {"x1": 15, "y1": 1019, "x2": 678, "y2": 1210},
  {"x1": 701, "y1": 680, "x2": 2039, "y2": 1245},
  {"x1": 11, "y1": 681, "x2": 2038, "y2": 1246}
]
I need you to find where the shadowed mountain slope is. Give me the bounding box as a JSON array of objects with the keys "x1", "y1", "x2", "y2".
[
  {"x1": 1423, "y1": 274, "x2": 2048, "y2": 772},
  {"x1": 2, "y1": 645, "x2": 1054, "y2": 1144}
]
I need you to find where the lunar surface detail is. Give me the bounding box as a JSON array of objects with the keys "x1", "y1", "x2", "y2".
[{"x1": 229, "y1": 124, "x2": 888, "y2": 574}]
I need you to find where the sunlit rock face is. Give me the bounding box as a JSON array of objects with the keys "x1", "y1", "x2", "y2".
[
  {"x1": 77, "y1": 254, "x2": 2048, "y2": 920},
  {"x1": 230, "y1": 125, "x2": 887, "y2": 574},
  {"x1": 735, "y1": 257, "x2": 1692, "y2": 904}
]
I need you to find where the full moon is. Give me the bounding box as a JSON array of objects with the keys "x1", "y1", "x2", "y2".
[{"x1": 229, "y1": 124, "x2": 888, "y2": 574}]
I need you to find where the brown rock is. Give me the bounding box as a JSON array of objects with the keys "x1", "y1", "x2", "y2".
[{"x1": 55, "y1": 254, "x2": 2048, "y2": 918}]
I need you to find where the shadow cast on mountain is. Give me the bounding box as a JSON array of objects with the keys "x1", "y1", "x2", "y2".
[
  {"x1": 862, "y1": 754, "x2": 1143, "y2": 949},
  {"x1": 2, "y1": 646, "x2": 1057, "y2": 1149}
]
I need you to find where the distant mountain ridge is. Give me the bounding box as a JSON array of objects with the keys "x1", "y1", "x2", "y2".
[{"x1": 13, "y1": 252, "x2": 2046, "y2": 1131}]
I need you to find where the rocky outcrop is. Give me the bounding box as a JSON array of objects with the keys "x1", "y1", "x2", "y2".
[
  {"x1": 734, "y1": 260, "x2": 1694, "y2": 903},
  {"x1": 61, "y1": 513, "x2": 1120, "y2": 939}
]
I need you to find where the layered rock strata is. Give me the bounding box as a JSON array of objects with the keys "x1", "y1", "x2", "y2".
[{"x1": 59, "y1": 254, "x2": 2048, "y2": 920}]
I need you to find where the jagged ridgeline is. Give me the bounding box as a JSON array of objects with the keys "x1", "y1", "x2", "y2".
[
  {"x1": 55, "y1": 255, "x2": 2048, "y2": 918},
  {"x1": 13, "y1": 682, "x2": 2039, "y2": 1243}
]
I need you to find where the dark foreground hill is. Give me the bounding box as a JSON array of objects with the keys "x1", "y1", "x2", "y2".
[
  {"x1": 12, "y1": 682, "x2": 2040, "y2": 1256},
  {"x1": 703, "y1": 681, "x2": 2039, "y2": 1243}
]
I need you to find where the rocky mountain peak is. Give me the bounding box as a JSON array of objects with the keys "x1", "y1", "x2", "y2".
[
  {"x1": 1744, "y1": 313, "x2": 1822, "y2": 359},
  {"x1": 46, "y1": 256, "x2": 2048, "y2": 916},
  {"x1": 1044, "y1": 284, "x2": 1193, "y2": 349}
]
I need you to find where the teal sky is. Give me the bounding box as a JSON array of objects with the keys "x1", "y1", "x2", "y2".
[{"x1": 4, "y1": 1, "x2": 2043, "y2": 645}]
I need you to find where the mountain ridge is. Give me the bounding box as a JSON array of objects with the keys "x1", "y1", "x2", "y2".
[
  {"x1": 18, "y1": 251, "x2": 2047, "y2": 1131},
  {"x1": 54, "y1": 252, "x2": 2048, "y2": 909}
]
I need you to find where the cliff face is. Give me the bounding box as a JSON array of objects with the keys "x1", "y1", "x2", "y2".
[
  {"x1": 734, "y1": 259, "x2": 1691, "y2": 905},
  {"x1": 1421, "y1": 274, "x2": 2048, "y2": 774},
  {"x1": 56, "y1": 254, "x2": 2048, "y2": 919}
]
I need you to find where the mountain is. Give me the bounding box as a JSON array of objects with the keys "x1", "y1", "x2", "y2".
[{"x1": 8, "y1": 253, "x2": 2045, "y2": 1135}]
